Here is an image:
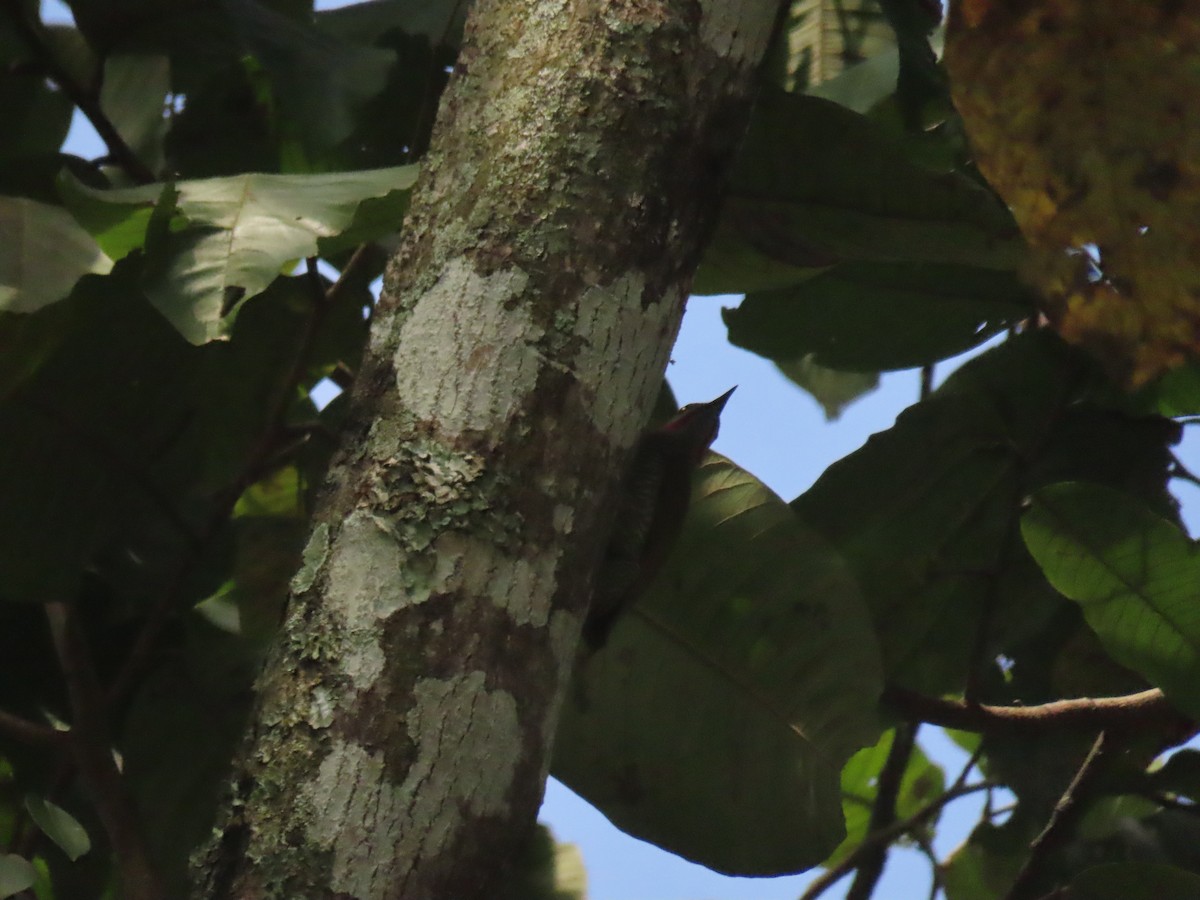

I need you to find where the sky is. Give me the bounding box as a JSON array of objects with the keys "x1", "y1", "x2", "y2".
[{"x1": 40, "y1": 1, "x2": 1200, "y2": 897}]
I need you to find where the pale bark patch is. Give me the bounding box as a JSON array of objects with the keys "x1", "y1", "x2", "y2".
[
  {"x1": 431, "y1": 532, "x2": 559, "y2": 627},
  {"x1": 391, "y1": 260, "x2": 538, "y2": 435},
  {"x1": 303, "y1": 673, "x2": 520, "y2": 899},
  {"x1": 324, "y1": 513, "x2": 415, "y2": 689},
  {"x1": 699, "y1": 0, "x2": 776, "y2": 63},
  {"x1": 572, "y1": 274, "x2": 678, "y2": 446},
  {"x1": 292, "y1": 522, "x2": 331, "y2": 595}
]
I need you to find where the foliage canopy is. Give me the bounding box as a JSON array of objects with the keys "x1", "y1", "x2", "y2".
[{"x1": 0, "y1": 0, "x2": 1198, "y2": 898}]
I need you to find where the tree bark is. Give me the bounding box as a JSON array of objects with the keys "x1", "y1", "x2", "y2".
[{"x1": 196, "y1": 0, "x2": 779, "y2": 896}]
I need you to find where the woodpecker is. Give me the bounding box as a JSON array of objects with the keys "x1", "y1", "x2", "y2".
[{"x1": 582, "y1": 387, "x2": 736, "y2": 649}]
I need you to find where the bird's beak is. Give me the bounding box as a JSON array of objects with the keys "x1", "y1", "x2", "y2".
[{"x1": 707, "y1": 386, "x2": 737, "y2": 412}]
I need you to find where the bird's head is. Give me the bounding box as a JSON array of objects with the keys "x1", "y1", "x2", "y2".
[{"x1": 659, "y1": 386, "x2": 735, "y2": 462}]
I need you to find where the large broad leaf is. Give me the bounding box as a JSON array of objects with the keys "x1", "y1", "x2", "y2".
[
  {"x1": 693, "y1": 90, "x2": 1024, "y2": 296},
  {"x1": 99, "y1": 54, "x2": 170, "y2": 177},
  {"x1": 1022, "y1": 482, "x2": 1200, "y2": 719},
  {"x1": 0, "y1": 855, "x2": 36, "y2": 898},
  {"x1": 61, "y1": 167, "x2": 416, "y2": 342},
  {"x1": 23, "y1": 796, "x2": 90, "y2": 861},
  {"x1": 0, "y1": 198, "x2": 113, "y2": 313},
  {"x1": 0, "y1": 267, "x2": 348, "y2": 604},
  {"x1": 723, "y1": 261, "x2": 1033, "y2": 371},
  {"x1": 69, "y1": 0, "x2": 394, "y2": 154},
  {"x1": 795, "y1": 333, "x2": 1179, "y2": 694},
  {"x1": 774, "y1": 356, "x2": 879, "y2": 420},
  {"x1": 554, "y1": 455, "x2": 882, "y2": 876}
]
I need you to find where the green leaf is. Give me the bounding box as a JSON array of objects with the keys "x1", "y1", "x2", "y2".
[
  {"x1": 809, "y1": 45, "x2": 901, "y2": 113},
  {"x1": 1022, "y1": 482, "x2": 1200, "y2": 718},
  {"x1": 723, "y1": 262, "x2": 1032, "y2": 371},
  {"x1": 499, "y1": 824, "x2": 587, "y2": 900},
  {"x1": 99, "y1": 54, "x2": 170, "y2": 176},
  {"x1": 57, "y1": 174, "x2": 168, "y2": 261},
  {"x1": 554, "y1": 455, "x2": 882, "y2": 876},
  {"x1": 228, "y1": 0, "x2": 396, "y2": 153},
  {"x1": 0, "y1": 854, "x2": 36, "y2": 898},
  {"x1": 693, "y1": 90, "x2": 1024, "y2": 296},
  {"x1": 0, "y1": 197, "x2": 113, "y2": 313},
  {"x1": 796, "y1": 333, "x2": 1177, "y2": 693},
  {"x1": 62, "y1": 167, "x2": 416, "y2": 342},
  {"x1": 0, "y1": 275, "x2": 201, "y2": 602},
  {"x1": 70, "y1": 0, "x2": 393, "y2": 155},
  {"x1": 830, "y1": 729, "x2": 945, "y2": 867},
  {"x1": 24, "y1": 796, "x2": 90, "y2": 861},
  {"x1": 774, "y1": 356, "x2": 879, "y2": 420},
  {"x1": 317, "y1": 0, "x2": 468, "y2": 48},
  {"x1": 1068, "y1": 863, "x2": 1200, "y2": 899}
]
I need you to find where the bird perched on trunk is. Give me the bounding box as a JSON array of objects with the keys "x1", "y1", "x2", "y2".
[{"x1": 582, "y1": 387, "x2": 736, "y2": 650}]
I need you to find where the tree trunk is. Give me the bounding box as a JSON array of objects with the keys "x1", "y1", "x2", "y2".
[{"x1": 196, "y1": 0, "x2": 779, "y2": 896}]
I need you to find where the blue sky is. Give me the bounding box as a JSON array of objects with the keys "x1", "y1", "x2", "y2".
[{"x1": 41, "y1": 0, "x2": 1200, "y2": 897}]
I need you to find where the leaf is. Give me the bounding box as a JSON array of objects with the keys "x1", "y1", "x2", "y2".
[
  {"x1": 809, "y1": 45, "x2": 901, "y2": 113},
  {"x1": 796, "y1": 332, "x2": 1178, "y2": 693},
  {"x1": 774, "y1": 356, "x2": 879, "y2": 420},
  {"x1": 70, "y1": 0, "x2": 394, "y2": 155},
  {"x1": 0, "y1": 855, "x2": 35, "y2": 898},
  {"x1": 554, "y1": 455, "x2": 882, "y2": 876},
  {"x1": 100, "y1": 54, "x2": 170, "y2": 176},
  {"x1": 1068, "y1": 862, "x2": 1200, "y2": 899},
  {"x1": 499, "y1": 824, "x2": 588, "y2": 900},
  {"x1": 723, "y1": 261, "x2": 1032, "y2": 371},
  {"x1": 693, "y1": 89, "x2": 1024, "y2": 296},
  {"x1": 0, "y1": 197, "x2": 113, "y2": 313},
  {"x1": 946, "y1": 1, "x2": 1200, "y2": 387},
  {"x1": 24, "y1": 796, "x2": 90, "y2": 861},
  {"x1": 317, "y1": 0, "x2": 468, "y2": 47},
  {"x1": 62, "y1": 167, "x2": 416, "y2": 342},
  {"x1": 829, "y1": 729, "x2": 945, "y2": 867},
  {"x1": 0, "y1": 274, "x2": 202, "y2": 602},
  {"x1": 1022, "y1": 482, "x2": 1200, "y2": 718}
]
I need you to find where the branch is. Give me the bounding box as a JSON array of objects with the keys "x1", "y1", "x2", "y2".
[
  {"x1": 1, "y1": 0, "x2": 155, "y2": 184},
  {"x1": 1005, "y1": 731, "x2": 1111, "y2": 900},
  {"x1": 1171, "y1": 453, "x2": 1200, "y2": 488},
  {"x1": 0, "y1": 706, "x2": 63, "y2": 747},
  {"x1": 884, "y1": 684, "x2": 1188, "y2": 733},
  {"x1": 798, "y1": 781, "x2": 991, "y2": 900},
  {"x1": 845, "y1": 724, "x2": 918, "y2": 900},
  {"x1": 45, "y1": 601, "x2": 163, "y2": 900}
]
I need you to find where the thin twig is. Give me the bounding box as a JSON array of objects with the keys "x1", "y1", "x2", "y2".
[
  {"x1": 0, "y1": 0, "x2": 155, "y2": 184},
  {"x1": 1171, "y1": 454, "x2": 1200, "y2": 488},
  {"x1": 1005, "y1": 731, "x2": 1111, "y2": 900},
  {"x1": 920, "y1": 364, "x2": 935, "y2": 400},
  {"x1": 45, "y1": 601, "x2": 164, "y2": 900},
  {"x1": 845, "y1": 723, "x2": 918, "y2": 900},
  {"x1": 914, "y1": 831, "x2": 942, "y2": 900},
  {"x1": 797, "y1": 782, "x2": 991, "y2": 900},
  {"x1": 883, "y1": 684, "x2": 1187, "y2": 733}
]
